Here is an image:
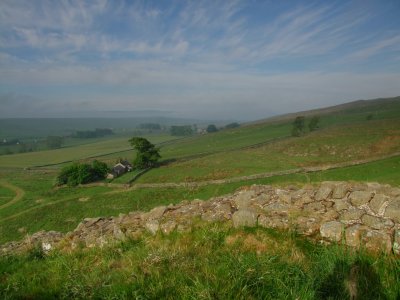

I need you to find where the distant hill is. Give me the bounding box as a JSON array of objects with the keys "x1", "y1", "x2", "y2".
[{"x1": 250, "y1": 96, "x2": 400, "y2": 125}]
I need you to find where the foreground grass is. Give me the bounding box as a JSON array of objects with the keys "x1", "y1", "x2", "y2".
[{"x1": 1, "y1": 225, "x2": 399, "y2": 299}]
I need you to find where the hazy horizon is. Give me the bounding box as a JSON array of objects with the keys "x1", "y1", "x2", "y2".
[{"x1": 1, "y1": 0, "x2": 400, "y2": 119}]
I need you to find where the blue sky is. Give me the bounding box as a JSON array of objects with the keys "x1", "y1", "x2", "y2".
[{"x1": 0, "y1": 0, "x2": 399, "y2": 120}]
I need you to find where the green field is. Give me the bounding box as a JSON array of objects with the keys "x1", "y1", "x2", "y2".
[
  {"x1": 0, "y1": 134, "x2": 178, "y2": 169},
  {"x1": 1, "y1": 97, "x2": 400, "y2": 299},
  {"x1": 1, "y1": 154, "x2": 400, "y2": 244},
  {"x1": 0, "y1": 97, "x2": 400, "y2": 244},
  {"x1": 134, "y1": 118, "x2": 400, "y2": 183}
]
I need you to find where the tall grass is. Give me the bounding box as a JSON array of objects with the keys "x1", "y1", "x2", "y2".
[{"x1": 1, "y1": 225, "x2": 399, "y2": 299}]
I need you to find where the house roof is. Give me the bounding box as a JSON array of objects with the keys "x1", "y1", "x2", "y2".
[
  {"x1": 120, "y1": 160, "x2": 132, "y2": 167},
  {"x1": 112, "y1": 164, "x2": 126, "y2": 174}
]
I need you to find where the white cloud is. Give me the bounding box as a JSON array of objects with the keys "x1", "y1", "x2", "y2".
[{"x1": 0, "y1": 1, "x2": 399, "y2": 119}]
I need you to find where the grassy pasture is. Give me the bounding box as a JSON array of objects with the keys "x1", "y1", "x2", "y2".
[
  {"x1": 0, "y1": 97, "x2": 399, "y2": 244},
  {"x1": 0, "y1": 134, "x2": 177, "y2": 169},
  {"x1": 0, "y1": 154, "x2": 399, "y2": 244},
  {"x1": 135, "y1": 118, "x2": 400, "y2": 183}
]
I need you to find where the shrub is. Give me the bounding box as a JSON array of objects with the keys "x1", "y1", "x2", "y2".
[{"x1": 56, "y1": 160, "x2": 109, "y2": 186}]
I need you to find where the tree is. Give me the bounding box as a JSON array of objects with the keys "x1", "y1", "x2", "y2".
[
  {"x1": 292, "y1": 116, "x2": 305, "y2": 137},
  {"x1": 91, "y1": 160, "x2": 109, "y2": 180},
  {"x1": 366, "y1": 114, "x2": 374, "y2": 121},
  {"x1": 46, "y1": 136, "x2": 64, "y2": 149},
  {"x1": 129, "y1": 137, "x2": 161, "y2": 169},
  {"x1": 56, "y1": 160, "x2": 109, "y2": 186},
  {"x1": 206, "y1": 124, "x2": 218, "y2": 133},
  {"x1": 225, "y1": 122, "x2": 240, "y2": 129},
  {"x1": 308, "y1": 116, "x2": 320, "y2": 132},
  {"x1": 170, "y1": 125, "x2": 193, "y2": 136}
]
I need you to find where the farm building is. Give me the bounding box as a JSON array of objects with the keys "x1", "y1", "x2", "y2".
[{"x1": 107, "y1": 160, "x2": 133, "y2": 179}]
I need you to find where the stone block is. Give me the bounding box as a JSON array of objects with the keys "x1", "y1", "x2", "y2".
[
  {"x1": 294, "y1": 217, "x2": 321, "y2": 236},
  {"x1": 145, "y1": 220, "x2": 159, "y2": 235},
  {"x1": 315, "y1": 185, "x2": 332, "y2": 201},
  {"x1": 233, "y1": 190, "x2": 255, "y2": 209},
  {"x1": 393, "y1": 227, "x2": 400, "y2": 255},
  {"x1": 258, "y1": 215, "x2": 288, "y2": 230},
  {"x1": 340, "y1": 208, "x2": 365, "y2": 222},
  {"x1": 264, "y1": 203, "x2": 289, "y2": 216},
  {"x1": 345, "y1": 225, "x2": 366, "y2": 248},
  {"x1": 369, "y1": 194, "x2": 389, "y2": 214},
  {"x1": 160, "y1": 220, "x2": 177, "y2": 234},
  {"x1": 144, "y1": 206, "x2": 167, "y2": 221},
  {"x1": 361, "y1": 214, "x2": 394, "y2": 230},
  {"x1": 332, "y1": 183, "x2": 349, "y2": 199},
  {"x1": 320, "y1": 221, "x2": 344, "y2": 242},
  {"x1": 384, "y1": 197, "x2": 400, "y2": 223},
  {"x1": 349, "y1": 191, "x2": 373, "y2": 207},
  {"x1": 333, "y1": 199, "x2": 351, "y2": 212},
  {"x1": 304, "y1": 201, "x2": 325, "y2": 213},
  {"x1": 362, "y1": 229, "x2": 392, "y2": 254}
]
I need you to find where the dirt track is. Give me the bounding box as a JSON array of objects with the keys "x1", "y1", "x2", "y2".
[{"x1": 0, "y1": 181, "x2": 25, "y2": 210}]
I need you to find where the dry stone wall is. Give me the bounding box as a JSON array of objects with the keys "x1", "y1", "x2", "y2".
[{"x1": 2, "y1": 181, "x2": 400, "y2": 256}]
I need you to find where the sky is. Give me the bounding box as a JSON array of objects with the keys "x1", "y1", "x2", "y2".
[{"x1": 0, "y1": 0, "x2": 400, "y2": 120}]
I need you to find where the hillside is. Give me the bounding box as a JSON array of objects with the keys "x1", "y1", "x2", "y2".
[
  {"x1": 0, "y1": 96, "x2": 400, "y2": 298},
  {"x1": 253, "y1": 96, "x2": 400, "y2": 124},
  {"x1": 1, "y1": 181, "x2": 400, "y2": 299}
]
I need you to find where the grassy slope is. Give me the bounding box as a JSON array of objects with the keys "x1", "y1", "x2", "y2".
[
  {"x1": 1, "y1": 155, "x2": 399, "y2": 244},
  {"x1": 0, "y1": 98, "x2": 400, "y2": 243},
  {"x1": 0, "y1": 98, "x2": 400, "y2": 298},
  {"x1": 136, "y1": 118, "x2": 400, "y2": 183},
  {"x1": 1, "y1": 225, "x2": 399, "y2": 299},
  {"x1": 0, "y1": 134, "x2": 177, "y2": 168}
]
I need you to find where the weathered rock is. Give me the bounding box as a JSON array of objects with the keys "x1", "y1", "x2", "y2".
[
  {"x1": 144, "y1": 206, "x2": 167, "y2": 221},
  {"x1": 145, "y1": 220, "x2": 159, "y2": 235},
  {"x1": 340, "y1": 208, "x2": 365, "y2": 223},
  {"x1": 277, "y1": 190, "x2": 292, "y2": 204},
  {"x1": 264, "y1": 203, "x2": 289, "y2": 216},
  {"x1": 384, "y1": 197, "x2": 400, "y2": 223},
  {"x1": 83, "y1": 217, "x2": 102, "y2": 227},
  {"x1": 349, "y1": 191, "x2": 373, "y2": 207},
  {"x1": 320, "y1": 221, "x2": 344, "y2": 242},
  {"x1": 253, "y1": 194, "x2": 271, "y2": 207},
  {"x1": 323, "y1": 201, "x2": 334, "y2": 208},
  {"x1": 333, "y1": 199, "x2": 351, "y2": 212},
  {"x1": 297, "y1": 195, "x2": 314, "y2": 207},
  {"x1": 201, "y1": 203, "x2": 232, "y2": 222},
  {"x1": 232, "y1": 209, "x2": 258, "y2": 228},
  {"x1": 321, "y1": 209, "x2": 339, "y2": 222},
  {"x1": 112, "y1": 224, "x2": 126, "y2": 241},
  {"x1": 294, "y1": 217, "x2": 321, "y2": 236},
  {"x1": 362, "y1": 229, "x2": 392, "y2": 254},
  {"x1": 345, "y1": 225, "x2": 366, "y2": 248},
  {"x1": 160, "y1": 220, "x2": 177, "y2": 234},
  {"x1": 369, "y1": 194, "x2": 389, "y2": 215},
  {"x1": 233, "y1": 190, "x2": 255, "y2": 209},
  {"x1": 366, "y1": 182, "x2": 384, "y2": 192},
  {"x1": 2, "y1": 181, "x2": 400, "y2": 257},
  {"x1": 389, "y1": 187, "x2": 400, "y2": 197},
  {"x1": 361, "y1": 214, "x2": 394, "y2": 230},
  {"x1": 393, "y1": 227, "x2": 400, "y2": 255},
  {"x1": 332, "y1": 183, "x2": 349, "y2": 199},
  {"x1": 258, "y1": 215, "x2": 289, "y2": 230},
  {"x1": 303, "y1": 201, "x2": 325, "y2": 214},
  {"x1": 315, "y1": 185, "x2": 332, "y2": 201}
]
